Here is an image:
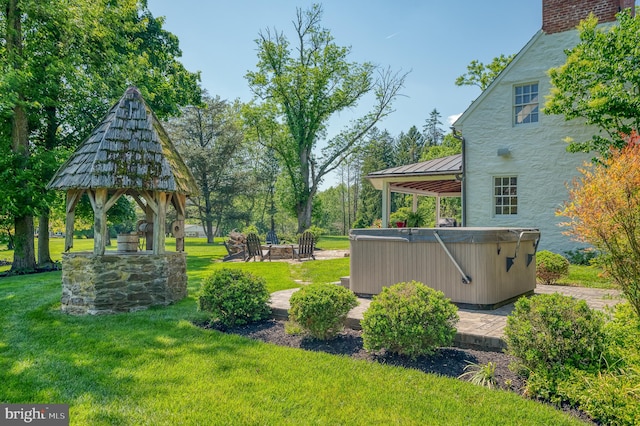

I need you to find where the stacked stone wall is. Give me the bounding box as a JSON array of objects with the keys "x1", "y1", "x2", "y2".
[{"x1": 61, "y1": 252, "x2": 187, "y2": 315}]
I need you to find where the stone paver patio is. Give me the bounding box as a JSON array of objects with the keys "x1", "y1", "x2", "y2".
[{"x1": 269, "y1": 284, "x2": 623, "y2": 352}]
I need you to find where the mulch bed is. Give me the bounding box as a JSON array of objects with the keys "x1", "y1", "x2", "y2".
[{"x1": 197, "y1": 319, "x2": 597, "y2": 424}]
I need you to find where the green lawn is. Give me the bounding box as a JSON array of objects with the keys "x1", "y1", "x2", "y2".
[{"x1": 0, "y1": 237, "x2": 586, "y2": 425}]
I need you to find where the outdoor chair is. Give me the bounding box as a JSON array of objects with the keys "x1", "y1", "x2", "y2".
[
  {"x1": 245, "y1": 232, "x2": 270, "y2": 262},
  {"x1": 222, "y1": 240, "x2": 245, "y2": 262},
  {"x1": 266, "y1": 230, "x2": 279, "y2": 245},
  {"x1": 293, "y1": 231, "x2": 315, "y2": 261}
]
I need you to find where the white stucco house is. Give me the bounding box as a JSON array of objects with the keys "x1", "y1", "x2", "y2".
[
  {"x1": 368, "y1": 0, "x2": 635, "y2": 255},
  {"x1": 367, "y1": 0, "x2": 635, "y2": 253},
  {"x1": 454, "y1": 0, "x2": 635, "y2": 254}
]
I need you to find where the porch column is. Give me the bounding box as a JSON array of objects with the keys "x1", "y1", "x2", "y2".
[
  {"x1": 382, "y1": 181, "x2": 391, "y2": 227},
  {"x1": 412, "y1": 194, "x2": 418, "y2": 212},
  {"x1": 436, "y1": 195, "x2": 441, "y2": 226}
]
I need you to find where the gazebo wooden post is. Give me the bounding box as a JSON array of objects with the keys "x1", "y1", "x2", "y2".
[
  {"x1": 64, "y1": 189, "x2": 82, "y2": 252},
  {"x1": 153, "y1": 191, "x2": 167, "y2": 254},
  {"x1": 145, "y1": 204, "x2": 154, "y2": 251},
  {"x1": 88, "y1": 188, "x2": 108, "y2": 255}
]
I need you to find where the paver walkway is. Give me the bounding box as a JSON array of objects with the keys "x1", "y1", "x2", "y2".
[{"x1": 269, "y1": 284, "x2": 623, "y2": 352}]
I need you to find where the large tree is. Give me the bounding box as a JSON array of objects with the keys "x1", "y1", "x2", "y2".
[
  {"x1": 0, "y1": 0, "x2": 200, "y2": 271},
  {"x1": 546, "y1": 10, "x2": 640, "y2": 156},
  {"x1": 423, "y1": 108, "x2": 444, "y2": 146},
  {"x1": 2, "y1": 0, "x2": 34, "y2": 271},
  {"x1": 353, "y1": 128, "x2": 396, "y2": 228},
  {"x1": 396, "y1": 126, "x2": 425, "y2": 165},
  {"x1": 166, "y1": 95, "x2": 247, "y2": 243},
  {"x1": 245, "y1": 4, "x2": 406, "y2": 233}
]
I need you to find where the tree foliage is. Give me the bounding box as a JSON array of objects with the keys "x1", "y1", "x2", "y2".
[
  {"x1": 423, "y1": 108, "x2": 444, "y2": 145},
  {"x1": 353, "y1": 128, "x2": 396, "y2": 228},
  {"x1": 546, "y1": 10, "x2": 640, "y2": 155},
  {"x1": 245, "y1": 4, "x2": 406, "y2": 233},
  {"x1": 559, "y1": 139, "x2": 640, "y2": 317},
  {"x1": 455, "y1": 54, "x2": 514, "y2": 91},
  {"x1": 166, "y1": 95, "x2": 248, "y2": 242},
  {"x1": 0, "y1": 0, "x2": 200, "y2": 270},
  {"x1": 396, "y1": 126, "x2": 425, "y2": 165}
]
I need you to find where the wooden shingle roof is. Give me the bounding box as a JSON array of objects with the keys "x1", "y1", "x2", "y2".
[{"x1": 48, "y1": 86, "x2": 199, "y2": 195}]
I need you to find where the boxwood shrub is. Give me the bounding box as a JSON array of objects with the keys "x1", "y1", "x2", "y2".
[
  {"x1": 288, "y1": 283, "x2": 358, "y2": 340},
  {"x1": 361, "y1": 281, "x2": 459, "y2": 359},
  {"x1": 536, "y1": 250, "x2": 570, "y2": 285},
  {"x1": 504, "y1": 293, "x2": 605, "y2": 376},
  {"x1": 197, "y1": 268, "x2": 271, "y2": 327}
]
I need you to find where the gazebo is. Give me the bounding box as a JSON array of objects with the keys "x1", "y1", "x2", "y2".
[
  {"x1": 47, "y1": 86, "x2": 199, "y2": 315},
  {"x1": 365, "y1": 154, "x2": 463, "y2": 226}
]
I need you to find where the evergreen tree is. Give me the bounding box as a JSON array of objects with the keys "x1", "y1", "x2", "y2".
[
  {"x1": 354, "y1": 129, "x2": 396, "y2": 228},
  {"x1": 423, "y1": 108, "x2": 444, "y2": 146},
  {"x1": 395, "y1": 126, "x2": 424, "y2": 165}
]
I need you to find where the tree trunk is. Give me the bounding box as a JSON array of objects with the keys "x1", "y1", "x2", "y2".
[
  {"x1": 205, "y1": 219, "x2": 214, "y2": 244},
  {"x1": 38, "y1": 105, "x2": 58, "y2": 266},
  {"x1": 37, "y1": 211, "x2": 54, "y2": 268},
  {"x1": 296, "y1": 198, "x2": 313, "y2": 234},
  {"x1": 8, "y1": 0, "x2": 36, "y2": 272},
  {"x1": 6, "y1": 230, "x2": 15, "y2": 250},
  {"x1": 12, "y1": 215, "x2": 35, "y2": 272}
]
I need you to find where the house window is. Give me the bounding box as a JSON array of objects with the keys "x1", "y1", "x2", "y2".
[
  {"x1": 514, "y1": 83, "x2": 538, "y2": 125},
  {"x1": 494, "y1": 177, "x2": 518, "y2": 215}
]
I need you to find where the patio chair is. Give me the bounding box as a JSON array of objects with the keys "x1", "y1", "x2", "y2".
[
  {"x1": 222, "y1": 240, "x2": 245, "y2": 262},
  {"x1": 293, "y1": 231, "x2": 315, "y2": 261},
  {"x1": 266, "y1": 230, "x2": 279, "y2": 245},
  {"x1": 245, "y1": 232, "x2": 270, "y2": 262}
]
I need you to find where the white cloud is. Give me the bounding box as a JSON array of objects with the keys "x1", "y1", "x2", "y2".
[{"x1": 447, "y1": 113, "x2": 462, "y2": 125}]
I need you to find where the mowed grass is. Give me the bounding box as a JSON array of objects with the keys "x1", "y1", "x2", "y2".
[{"x1": 0, "y1": 237, "x2": 592, "y2": 424}]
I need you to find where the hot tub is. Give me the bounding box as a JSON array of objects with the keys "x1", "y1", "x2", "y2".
[{"x1": 349, "y1": 227, "x2": 540, "y2": 309}]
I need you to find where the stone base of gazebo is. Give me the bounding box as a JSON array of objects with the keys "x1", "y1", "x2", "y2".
[{"x1": 61, "y1": 252, "x2": 187, "y2": 315}]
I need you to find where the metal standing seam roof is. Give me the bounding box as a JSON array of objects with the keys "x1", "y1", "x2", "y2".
[
  {"x1": 366, "y1": 154, "x2": 462, "y2": 195},
  {"x1": 47, "y1": 86, "x2": 199, "y2": 195}
]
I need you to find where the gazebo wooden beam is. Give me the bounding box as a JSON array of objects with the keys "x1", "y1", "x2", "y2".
[
  {"x1": 64, "y1": 189, "x2": 84, "y2": 252},
  {"x1": 87, "y1": 188, "x2": 108, "y2": 255}
]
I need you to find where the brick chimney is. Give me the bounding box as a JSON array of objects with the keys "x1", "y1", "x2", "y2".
[{"x1": 543, "y1": 0, "x2": 636, "y2": 34}]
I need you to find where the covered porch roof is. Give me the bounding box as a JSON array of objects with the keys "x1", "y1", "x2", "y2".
[{"x1": 366, "y1": 154, "x2": 463, "y2": 226}]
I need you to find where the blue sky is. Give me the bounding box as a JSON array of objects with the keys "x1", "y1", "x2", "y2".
[
  {"x1": 146, "y1": 1, "x2": 542, "y2": 185},
  {"x1": 147, "y1": 1, "x2": 543, "y2": 131}
]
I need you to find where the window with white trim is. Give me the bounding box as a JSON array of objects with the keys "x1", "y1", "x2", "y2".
[
  {"x1": 494, "y1": 176, "x2": 518, "y2": 215},
  {"x1": 514, "y1": 83, "x2": 538, "y2": 125}
]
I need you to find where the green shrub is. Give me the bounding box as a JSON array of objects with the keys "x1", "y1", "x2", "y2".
[
  {"x1": 551, "y1": 303, "x2": 640, "y2": 425},
  {"x1": 563, "y1": 247, "x2": 598, "y2": 265},
  {"x1": 197, "y1": 268, "x2": 271, "y2": 327},
  {"x1": 288, "y1": 283, "x2": 358, "y2": 340},
  {"x1": 535, "y1": 250, "x2": 569, "y2": 285},
  {"x1": 504, "y1": 293, "x2": 605, "y2": 376},
  {"x1": 556, "y1": 367, "x2": 640, "y2": 425},
  {"x1": 361, "y1": 281, "x2": 459, "y2": 359}
]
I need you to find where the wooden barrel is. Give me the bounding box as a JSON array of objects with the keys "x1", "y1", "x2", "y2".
[{"x1": 117, "y1": 234, "x2": 139, "y2": 252}]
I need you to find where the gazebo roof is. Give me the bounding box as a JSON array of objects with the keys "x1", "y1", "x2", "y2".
[
  {"x1": 367, "y1": 154, "x2": 462, "y2": 196},
  {"x1": 48, "y1": 86, "x2": 198, "y2": 195}
]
